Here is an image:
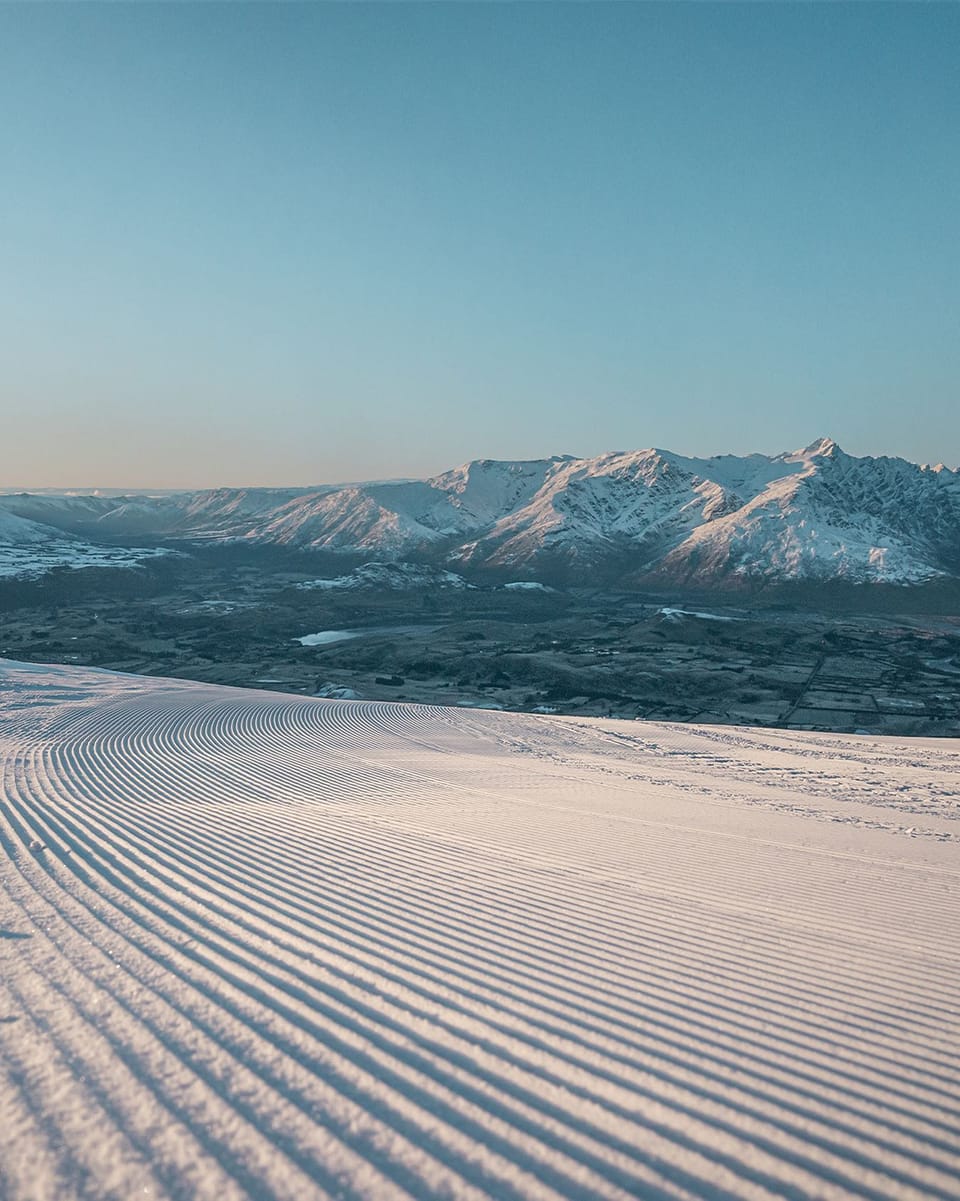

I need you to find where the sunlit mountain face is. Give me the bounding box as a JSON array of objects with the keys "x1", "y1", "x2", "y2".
[{"x1": 3, "y1": 439, "x2": 959, "y2": 585}]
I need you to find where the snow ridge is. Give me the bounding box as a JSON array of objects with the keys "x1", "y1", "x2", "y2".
[{"x1": 3, "y1": 440, "x2": 959, "y2": 584}]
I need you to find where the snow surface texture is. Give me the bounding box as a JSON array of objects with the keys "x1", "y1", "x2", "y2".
[
  {"x1": 4, "y1": 439, "x2": 960, "y2": 583},
  {"x1": 1, "y1": 659, "x2": 959, "y2": 1201}
]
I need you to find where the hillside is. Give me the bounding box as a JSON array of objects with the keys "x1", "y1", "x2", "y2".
[
  {"x1": 0, "y1": 510, "x2": 167, "y2": 580},
  {"x1": 1, "y1": 660, "x2": 958, "y2": 1199}
]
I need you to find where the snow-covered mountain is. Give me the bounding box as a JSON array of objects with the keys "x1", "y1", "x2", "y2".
[
  {"x1": 2, "y1": 439, "x2": 958, "y2": 585},
  {"x1": 653, "y1": 439, "x2": 960, "y2": 585},
  {"x1": 0, "y1": 508, "x2": 169, "y2": 580}
]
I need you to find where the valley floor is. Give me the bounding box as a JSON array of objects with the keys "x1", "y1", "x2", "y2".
[{"x1": 0, "y1": 660, "x2": 958, "y2": 1200}]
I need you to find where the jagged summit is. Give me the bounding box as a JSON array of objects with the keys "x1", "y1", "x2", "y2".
[
  {"x1": 798, "y1": 436, "x2": 841, "y2": 458},
  {"x1": 2, "y1": 438, "x2": 958, "y2": 586}
]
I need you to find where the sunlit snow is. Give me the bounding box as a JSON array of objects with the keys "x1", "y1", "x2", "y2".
[{"x1": 1, "y1": 659, "x2": 958, "y2": 1200}]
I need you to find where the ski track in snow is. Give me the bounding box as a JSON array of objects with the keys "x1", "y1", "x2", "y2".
[{"x1": 0, "y1": 660, "x2": 958, "y2": 1201}]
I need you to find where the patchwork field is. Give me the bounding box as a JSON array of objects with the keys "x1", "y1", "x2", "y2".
[
  {"x1": 4, "y1": 553, "x2": 960, "y2": 737},
  {"x1": 1, "y1": 659, "x2": 958, "y2": 1200}
]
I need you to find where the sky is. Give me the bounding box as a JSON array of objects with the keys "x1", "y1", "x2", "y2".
[{"x1": 1, "y1": 3, "x2": 958, "y2": 488}]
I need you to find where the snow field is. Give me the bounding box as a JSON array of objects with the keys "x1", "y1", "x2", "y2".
[{"x1": 0, "y1": 661, "x2": 959, "y2": 1200}]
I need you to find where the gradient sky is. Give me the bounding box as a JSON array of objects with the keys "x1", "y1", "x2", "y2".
[{"x1": 1, "y1": 3, "x2": 958, "y2": 488}]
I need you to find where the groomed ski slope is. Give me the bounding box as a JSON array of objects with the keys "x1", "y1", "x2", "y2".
[{"x1": 1, "y1": 661, "x2": 959, "y2": 1201}]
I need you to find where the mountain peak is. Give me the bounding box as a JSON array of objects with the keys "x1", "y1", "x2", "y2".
[{"x1": 800, "y1": 436, "x2": 841, "y2": 458}]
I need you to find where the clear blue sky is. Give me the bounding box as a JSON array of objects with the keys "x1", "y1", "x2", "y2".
[{"x1": 1, "y1": 3, "x2": 957, "y2": 487}]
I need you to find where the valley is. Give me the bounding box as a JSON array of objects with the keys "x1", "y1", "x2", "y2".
[{"x1": 2, "y1": 549, "x2": 958, "y2": 737}]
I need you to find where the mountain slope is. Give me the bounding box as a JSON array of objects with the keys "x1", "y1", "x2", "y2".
[
  {"x1": 0, "y1": 508, "x2": 171, "y2": 579},
  {"x1": 453, "y1": 450, "x2": 741, "y2": 572},
  {"x1": 0, "y1": 509, "x2": 77, "y2": 547},
  {"x1": 2, "y1": 658, "x2": 958, "y2": 1199},
  {"x1": 653, "y1": 440, "x2": 960, "y2": 584}
]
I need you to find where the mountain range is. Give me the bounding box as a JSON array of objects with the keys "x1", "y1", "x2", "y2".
[{"x1": 3, "y1": 438, "x2": 959, "y2": 587}]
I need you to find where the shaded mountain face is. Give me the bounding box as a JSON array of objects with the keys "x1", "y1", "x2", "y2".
[
  {"x1": 2, "y1": 440, "x2": 959, "y2": 586},
  {"x1": 0, "y1": 506, "x2": 172, "y2": 580}
]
